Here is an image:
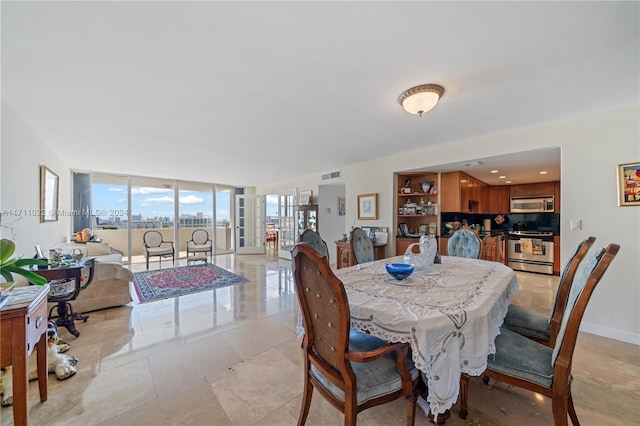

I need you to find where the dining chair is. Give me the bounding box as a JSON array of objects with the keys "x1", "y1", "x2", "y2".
[
  {"x1": 186, "y1": 229, "x2": 212, "y2": 261},
  {"x1": 292, "y1": 243, "x2": 420, "y2": 426},
  {"x1": 300, "y1": 228, "x2": 329, "y2": 256},
  {"x1": 266, "y1": 223, "x2": 278, "y2": 249},
  {"x1": 350, "y1": 227, "x2": 374, "y2": 264},
  {"x1": 460, "y1": 243, "x2": 620, "y2": 426},
  {"x1": 143, "y1": 230, "x2": 175, "y2": 270},
  {"x1": 503, "y1": 236, "x2": 596, "y2": 347},
  {"x1": 447, "y1": 229, "x2": 481, "y2": 259}
]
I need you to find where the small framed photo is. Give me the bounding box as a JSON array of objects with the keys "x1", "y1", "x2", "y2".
[
  {"x1": 298, "y1": 190, "x2": 312, "y2": 205},
  {"x1": 357, "y1": 193, "x2": 378, "y2": 220},
  {"x1": 617, "y1": 162, "x2": 640, "y2": 206},
  {"x1": 398, "y1": 223, "x2": 409, "y2": 237},
  {"x1": 34, "y1": 245, "x2": 44, "y2": 259},
  {"x1": 418, "y1": 224, "x2": 428, "y2": 236}
]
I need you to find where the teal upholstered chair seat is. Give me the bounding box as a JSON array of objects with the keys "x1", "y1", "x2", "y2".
[
  {"x1": 310, "y1": 331, "x2": 420, "y2": 406},
  {"x1": 502, "y1": 305, "x2": 550, "y2": 341},
  {"x1": 447, "y1": 229, "x2": 481, "y2": 259},
  {"x1": 350, "y1": 227, "x2": 374, "y2": 264}
]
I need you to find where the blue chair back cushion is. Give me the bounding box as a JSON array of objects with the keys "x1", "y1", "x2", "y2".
[
  {"x1": 352, "y1": 229, "x2": 374, "y2": 264},
  {"x1": 447, "y1": 230, "x2": 481, "y2": 258},
  {"x1": 301, "y1": 231, "x2": 329, "y2": 256}
]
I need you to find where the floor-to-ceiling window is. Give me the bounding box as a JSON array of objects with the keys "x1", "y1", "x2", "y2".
[
  {"x1": 130, "y1": 177, "x2": 175, "y2": 264},
  {"x1": 72, "y1": 171, "x2": 241, "y2": 263},
  {"x1": 87, "y1": 174, "x2": 130, "y2": 262},
  {"x1": 178, "y1": 181, "x2": 214, "y2": 258}
]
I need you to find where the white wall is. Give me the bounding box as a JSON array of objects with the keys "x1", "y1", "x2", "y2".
[
  {"x1": 257, "y1": 105, "x2": 640, "y2": 344},
  {"x1": 318, "y1": 183, "x2": 346, "y2": 264},
  {"x1": 1, "y1": 100, "x2": 72, "y2": 256}
]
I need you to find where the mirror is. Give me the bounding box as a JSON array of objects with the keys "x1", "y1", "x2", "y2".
[{"x1": 40, "y1": 165, "x2": 59, "y2": 222}]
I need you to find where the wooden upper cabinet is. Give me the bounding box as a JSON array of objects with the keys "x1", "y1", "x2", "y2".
[
  {"x1": 441, "y1": 171, "x2": 488, "y2": 213},
  {"x1": 554, "y1": 181, "x2": 561, "y2": 213},
  {"x1": 509, "y1": 182, "x2": 556, "y2": 197},
  {"x1": 488, "y1": 186, "x2": 511, "y2": 214},
  {"x1": 440, "y1": 172, "x2": 463, "y2": 212}
]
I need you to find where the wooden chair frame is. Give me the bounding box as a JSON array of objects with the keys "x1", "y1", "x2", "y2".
[
  {"x1": 292, "y1": 243, "x2": 419, "y2": 425},
  {"x1": 461, "y1": 243, "x2": 619, "y2": 426}
]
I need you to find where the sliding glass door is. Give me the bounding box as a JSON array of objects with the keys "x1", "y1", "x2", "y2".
[
  {"x1": 178, "y1": 182, "x2": 214, "y2": 258},
  {"x1": 72, "y1": 171, "x2": 242, "y2": 264}
]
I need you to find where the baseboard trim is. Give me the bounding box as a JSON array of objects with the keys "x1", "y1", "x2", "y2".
[{"x1": 580, "y1": 321, "x2": 640, "y2": 346}]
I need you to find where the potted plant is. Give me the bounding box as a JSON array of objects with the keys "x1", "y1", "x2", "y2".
[{"x1": 0, "y1": 238, "x2": 50, "y2": 285}]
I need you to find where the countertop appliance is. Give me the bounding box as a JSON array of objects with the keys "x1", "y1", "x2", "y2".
[
  {"x1": 510, "y1": 196, "x2": 555, "y2": 213},
  {"x1": 507, "y1": 231, "x2": 554, "y2": 274}
]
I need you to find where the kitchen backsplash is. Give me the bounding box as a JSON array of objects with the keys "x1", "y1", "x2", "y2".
[{"x1": 441, "y1": 212, "x2": 560, "y2": 236}]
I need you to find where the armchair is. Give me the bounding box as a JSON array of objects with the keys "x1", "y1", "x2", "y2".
[
  {"x1": 186, "y1": 229, "x2": 212, "y2": 261},
  {"x1": 143, "y1": 230, "x2": 175, "y2": 270}
]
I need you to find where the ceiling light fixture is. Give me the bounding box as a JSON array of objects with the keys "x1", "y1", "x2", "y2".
[
  {"x1": 398, "y1": 84, "x2": 444, "y2": 117},
  {"x1": 490, "y1": 170, "x2": 499, "y2": 173}
]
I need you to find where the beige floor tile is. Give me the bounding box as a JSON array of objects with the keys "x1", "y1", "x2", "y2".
[
  {"x1": 147, "y1": 332, "x2": 243, "y2": 397},
  {"x1": 99, "y1": 377, "x2": 232, "y2": 426},
  {"x1": 210, "y1": 347, "x2": 302, "y2": 425},
  {"x1": 219, "y1": 317, "x2": 297, "y2": 360}
]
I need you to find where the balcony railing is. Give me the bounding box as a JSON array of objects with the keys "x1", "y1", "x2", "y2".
[{"x1": 91, "y1": 226, "x2": 232, "y2": 263}]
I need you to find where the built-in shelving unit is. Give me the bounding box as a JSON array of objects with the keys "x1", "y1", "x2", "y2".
[{"x1": 395, "y1": 172, "x2": 440, "y2": 255}]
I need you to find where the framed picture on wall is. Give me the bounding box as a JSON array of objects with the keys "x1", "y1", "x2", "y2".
[
  {"x1": 617, "y1": 162, "x2": 640, "y2": 206},
  {"x1": 338, "y1": 196, "x2": 346, "y2": 215},
  {"x1": 299, "y1": 190, "x2": 312, "y2": 205},
  {"x1": 40, "y1": 165, "x2": 59, "y2": 222},
  {"x1": 357, "y1": 193, "x2": 378, "y2": 220}
]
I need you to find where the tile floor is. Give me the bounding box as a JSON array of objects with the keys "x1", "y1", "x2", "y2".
[{"x1": 1, "y1": 254, "x2": 638, "y2": 425}]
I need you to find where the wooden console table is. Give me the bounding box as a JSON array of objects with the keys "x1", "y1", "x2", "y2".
[
  {"x1": 0, "y1": 285, "x2": 50, "y2": 426},
  {"x1": 335, "y1": 240, "x2": 387, "y2": 269}
]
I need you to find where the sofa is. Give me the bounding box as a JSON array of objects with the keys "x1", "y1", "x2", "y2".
[{"x1": 48, "y1": 242, "x2": 134, "y2": 313}]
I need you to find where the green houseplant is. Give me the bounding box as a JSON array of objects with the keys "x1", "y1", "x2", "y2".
[{"x1": 0, "y1": 238, "x2": 50, "y2": 285}]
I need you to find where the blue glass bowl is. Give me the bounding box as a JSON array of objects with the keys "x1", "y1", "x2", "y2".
[{"x1": 385, "y1": 263, "x2": 415, "y2": 281}]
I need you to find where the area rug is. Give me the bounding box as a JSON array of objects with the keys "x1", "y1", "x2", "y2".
[{"x1": 133, "y1": 264, "x2": 248, "y2": 303}]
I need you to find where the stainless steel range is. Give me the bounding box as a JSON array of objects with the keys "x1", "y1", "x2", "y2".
[{"x1": 507, "y1": 231, "x2": 554, "y2": 274}]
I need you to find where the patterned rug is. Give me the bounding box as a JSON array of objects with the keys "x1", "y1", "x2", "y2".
[{"x1": 133, "y1": 264, "x2": 248, "y2": 303}]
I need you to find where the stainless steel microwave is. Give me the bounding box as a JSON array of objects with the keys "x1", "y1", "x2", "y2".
[{"x1": 510, "y1": 196, "x2": 555, "y2": 213}]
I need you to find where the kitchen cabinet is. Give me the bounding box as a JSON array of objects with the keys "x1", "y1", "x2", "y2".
[
  {"x1": 440, "y1": 171, "x2": 488, "y2": 213},
  {"x1": 554, "y1": 236, "x2": 561, "y2": 275},
  {"x1": 554, "y1": 181, "x2": 561, "y2": 213},
  {"x1": 510, "y1": 182, "x2": 556, "y2": 198},
  {"x1": 395, "y1": 172, "x2": 439, "y2": 255},
  {"x1": 335, "y1": 240, "x2": 387, "y2": 269},
  {"x1": 488, "y1": 186, "x2": 511, "y2": 214},
  {"x1": 295, "y1": 205, "x2": 318, "y2": 240}
]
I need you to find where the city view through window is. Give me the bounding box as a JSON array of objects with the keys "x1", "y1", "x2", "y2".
[{"x1": 90, "y1": 182, "x2": 230, "y2": 230}]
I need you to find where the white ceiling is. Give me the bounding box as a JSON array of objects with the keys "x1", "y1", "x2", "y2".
[{"x1": 2, "y1": 2, "x2": 638, "y2": 187}]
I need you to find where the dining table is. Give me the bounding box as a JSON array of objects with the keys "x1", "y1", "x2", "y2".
[{"x1": 334, "y1": 255, "x2": 519, "y2": 422}]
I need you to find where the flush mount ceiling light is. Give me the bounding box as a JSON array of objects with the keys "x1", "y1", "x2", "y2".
[{"x1": 398, "y1": 84, "x2": 444, "y2": 117}]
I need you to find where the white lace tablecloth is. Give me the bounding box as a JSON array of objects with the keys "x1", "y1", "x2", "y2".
[{"x1": 335, "y1": 255, "x2": 519, "y2": 419}]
